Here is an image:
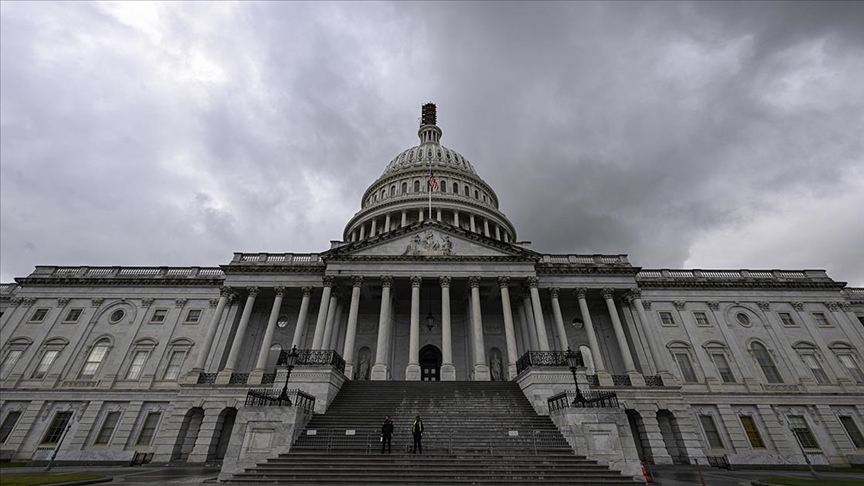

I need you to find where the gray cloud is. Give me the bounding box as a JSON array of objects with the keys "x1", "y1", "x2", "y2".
[{"x1": 2, "y1": 1, "x2": 862, "y2": 286}]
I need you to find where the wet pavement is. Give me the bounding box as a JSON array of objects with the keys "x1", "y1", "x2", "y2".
[{"x1": 1, "y1": 464, "x2": 862, "y2": 485}]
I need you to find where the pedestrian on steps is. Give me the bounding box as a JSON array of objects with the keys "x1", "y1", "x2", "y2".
[
  {"x1": 411, "y1": 415, "x2": 424, "y2": 454},
  {"x1": 381, "y1": 415, "x2": 394, "y2": 454}
]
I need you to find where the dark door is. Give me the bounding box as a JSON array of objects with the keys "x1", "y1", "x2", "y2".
[{"x1": 419, "y1": 345, "x2": 442, "y2": 382}]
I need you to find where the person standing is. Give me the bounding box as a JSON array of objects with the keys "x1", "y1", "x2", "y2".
[
  {"x1": 411, "y1": 415, "x2": 424, "y2": 454},
  {"x1": 381, "y1": 415, "x2": 394, "y2": 454}
]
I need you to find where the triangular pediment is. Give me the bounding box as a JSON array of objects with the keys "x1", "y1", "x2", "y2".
[{"x1": 325, "y1": 222, "x2": 535, "y2": 260}]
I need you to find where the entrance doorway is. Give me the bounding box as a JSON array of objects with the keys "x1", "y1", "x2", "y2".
[{"x1": 419, "y1": 345, "x2": 442, "y2": 381}]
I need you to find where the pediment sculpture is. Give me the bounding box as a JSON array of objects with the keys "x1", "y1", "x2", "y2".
[{"x1": 403, "y1": 230, "x2": 453, "y2": 256}]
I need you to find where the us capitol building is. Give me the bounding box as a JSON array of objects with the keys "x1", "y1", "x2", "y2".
[{"x1": 1, "y1": 104, "x2": 863, "y2": 473}]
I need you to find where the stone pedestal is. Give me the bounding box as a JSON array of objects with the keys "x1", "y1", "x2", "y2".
[
  {"x1": 246, "y1": 369, "x2": 264, "y2": 385},
  {"x1": 405, "y1": 364, "x2": 421, "y2": 381},
  {"x1": 440, "y1": 364, "x2": 456, "y2": 381},
  {"x1": 215, "y1": 370, "x2": 233, "y2": 385},
  {"x1": 219, "y1": 406, "x2": 313, "y2": 481},
  {"x1": 628, "y1": 371, "x2": 646, "y2": 387},
  {"x1": 287, "y1": 366, "x2": 347, "y2": 414},
  {"x1": 596, "y1": 371, "x2": 614, "y2": 387},
  {"x1": 550, "y1": 407, "x2": 643, "y2": 482},
  {"x1": 473, "y1": 364, "x2": 491, "y2": 381},
  {"x1": 371, "y1": 364, "x2": 388, "y2": 381}
]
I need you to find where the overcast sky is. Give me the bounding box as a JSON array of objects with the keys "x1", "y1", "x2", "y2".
[{"x1": 1, "y1": 1, "x2": 862, "y2": 287}]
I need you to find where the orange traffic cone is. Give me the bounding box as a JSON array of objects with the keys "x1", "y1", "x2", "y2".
[{"x1": 641, "y1": 461, "x2": 653, "y2": 483}]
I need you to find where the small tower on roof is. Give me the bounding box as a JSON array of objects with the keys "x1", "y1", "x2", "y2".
[{"x1": 418, "y1": 102, "x2": 442, "y2": 145}]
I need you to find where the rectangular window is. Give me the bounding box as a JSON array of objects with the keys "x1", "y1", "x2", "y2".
[
  {"x1": 674, "y1": 353, "x2": 698, "y2": 383},
  {"x1": 802, "y1": 354, "x2": 829, "y2": 384},
  {"x1": 29, "y1": 308, "x2": 49, "y2": 322},
  {"x1": 163, "y1": 351, "x2": 185, "y2": 381},
  {"x1": 699, "y1": 415, "x2": 724, "y2": 449},
  {"x1": 739, "y1": 415, "x2": 766, "y2": 448},
  {"x1": 659, "y1": 311, "x2": 676, "y2": 326},
  {"x1": 0, "y1": 411, "x2": 23, "y2": 444},
  {"x1": 711, "y1": 353, "x2": 736, "y2": 383},
  {"x1": 32, "y1": 350, "x2": 59, "y2": 379},
  {"x1": 839, "y1": 416, "x2": 864, "y2": 449},
  {"x1": 93, "y1": 411, "x2": 120, "y2": 445},
  {"x1": 63, "y1": 308, "x2": 83, "y2": 323},
  {"x1": 813, "y1": 313, "x2": 830, "y2": 327},
  {"x1": 136, "y1": 412, "x2": 161, "y2": 446},
  {"x1": 839, "y1": 355, "x2": 864, "y2": 384},
  {"x1": 779, "y1": 312, "x2": 796, "y2": 327},
  {"x1": 41, "y1": 411, "x2": 73, "y2": 445},
  {"x1": 184, "y1": 309, "x2": 201, "y2": 324},
  {"x1": 694, "y1": 312, "x2": 710, "y2": 327},
  {"x1": 149, "y1": 309, "x2": 168, "y2": 324},
  {"x1": 789, "y1": 415, "x2": 820, "y2": 449},
  {"x1": 1, "y1": 350, "x2": 23, "y2": 377},
  {"x1": 125, "y1": 351, "x2": 149, "y2": 380}
]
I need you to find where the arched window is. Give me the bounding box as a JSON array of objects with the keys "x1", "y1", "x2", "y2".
[
  {"x1": 474, "y1": 190, "x2": 479, "y2": 199},
  {"x1": 668, "y1": 342, "x2": 698, "y2": 383},
  {"x1": 452, "y1": 183, "x2": 458, "y2": 194},
  {"x1": 381, "y1": 189, "x2": 385, "y2": 199},
  {"x1": 414, "y1": 180, "x2": 420, "y2": 192},
  {"x1": 440, "y1": 181, "x2": 447, "y2": 193},
  {"x1": 750, "y1": 341, "x2": 783, "y2": 383},
  {"x1": 793, "y1": 342, "x2": 829, "y2": 384},
  {"x1": 830, "y1": 342, "x2": 864, "y2": 383},
  {"x1": 390, "y1": 185, "x2": 396, "y2": 197},
  {"x1": 81, "y1": 338, "x2": 111, "y2": 379},
  {"x1": 704, "y1": 342, "x2": 736, "y2": 383},
  {"x1": 464, "y1": 186, "x2": 469, "y2": 197},
  {"x1": 401, "y1": 182, "x2": 408, "y2": 194}
]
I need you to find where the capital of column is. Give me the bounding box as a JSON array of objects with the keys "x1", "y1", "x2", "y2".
[
  {"x1": 351, "y1": 275, "x2": 364, "y2": 287},
  {"x1": 497, "y1": 276, "x2": 510, "y2": 288},
  {"x1": 548, "y1": 287, "x2": 560, "y2": 299},
  {"x1": 574, "y1": 287, "x2": 588, "y2": 299},
  {"x1": 209, "y1": 298, "x2": 219, "y2": 308},
  {"x1": 246, "y1": 286, "x2": 260, "y2": 298},
  {"x1": 301, "y1": 286, "x2": 314, "y2": 297},
  {"x1": 274, "y1": 285, "x2": 287, "y2": 297},
  {"x1": 440, "y1": 276, "x2": 452, "y2": 288},
  {"x1": 526, "y1": 276, "x2": 539, "y2": 288},
  {"x1": 706, "y1": 301, "x2": 719, "y2": 310},
  {"x1": 642, "y1": 300, "x2": 653, "y2": 310},
  {"x1": 469, "y1": 276, "x2": 482, "y2": 289},
  {"x1": 411, "y1": 276, "x2": 422, "y2": 288},
  {"x1": 673, "y1": 300, "x2": 686, "y2": 310},
  {"x1": 600, "y1": 287, "x2": 616, "y2": 300},
  {"x1": 757, "y1": 301, "x2": 771, "y2": 311},
  {"x1": 220, "y1": 286, "x2": 233, "y2": 297},
  {"x1": 322, "y1": 275, "x2": 335, "y2": 288},
  {"x1": 791, "y1": 301, "x2": 804, "y2": 311},
  {"x1": 629, "y1": 288, "x2": 642, "y2": 299},
  {"x1": 141, "y1": 298, "x2": 154, "y2": 308},
  {"x1": 57, "y1": 298, "x2": 70, "y2": 308},
  {"x1": 824, "y1": 301, "x2": 840, "y2": 312},
  {"x1": 381, "y1": 275, "x2": 394, "y2": 288}
]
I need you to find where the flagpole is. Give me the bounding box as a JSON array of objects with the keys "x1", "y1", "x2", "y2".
[{"x1": 428, "y1": 160, "x2": 432, "y2": 218}]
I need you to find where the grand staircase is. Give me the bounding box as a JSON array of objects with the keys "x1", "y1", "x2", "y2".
[{"x1": 230, "y1": 381, "x2": 638, "y2": 484}]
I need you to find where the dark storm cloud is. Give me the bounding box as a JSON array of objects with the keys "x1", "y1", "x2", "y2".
[{"x1": 1, "y1": 1, "x2": 862, "y2": 286}]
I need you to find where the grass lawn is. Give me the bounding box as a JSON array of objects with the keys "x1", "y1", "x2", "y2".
[
  {"x1": 0, "y1": 462, "x2": 29, "y2": 468},
  {"x1": 759, "y1": 478, "x2": 864, "y2": 486},
  {"x1": 0, "y1": 473, "x2": 104, "y2": 486}
]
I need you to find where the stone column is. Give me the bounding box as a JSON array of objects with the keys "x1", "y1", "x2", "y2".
[
  {"x1": 454, "y1": 210, "x2": 459, "y2": 227},
  {"x1": 359, "y1": 224, "x2": 366, "y2": 240},
  {"x1": 437, "y1": 209, "x2": 442, "y2": 221},
  {"x1": 602, "y1": 287, "x2": 637, "y2": 373},
  {"x1": 327, "y1": 298, "x2": 345, "y2": 351},
  {"x1": 290, "y1": 286, "x2": 313, "y2": 349},
  {"x1": 521, "y1": 292, "x2": 540, "y2": 350},
  {"x1": 629, "y1": 289, "x2": 668, "y2": 374},
  {"x1": 548, "y1": 288, "x2": 569, "y2": 351},
  {"x1": 498, "y1": 277, "x2": 519, "y2": 380},
  {"x1": 401, "y1": 210, "x2": 407, "y2": 227},
  {"x1": 440, "y1": 276, "x2": 456, "y2": 380},
  {"x1": 321, "y1": 291, "x2": 340, "y2": 350},
  {"x1": 406, "y1": 276, "x2": 422, "y2": 380},
  {"x1": 191, "y1": 286, "x2": 232, "y2": 374},
  {"x1": 515, "y1": 298, "x2": 531, "y2": 355},
  {"x1": 370, "y1": 219, "x2": 377, "y2": 237},
  {"x1": 384, "y1": 214, "x2": 391, "y2": 233},
  {"x1": 217, "y1": 286, "x2": 259, "y2": 384},
  {"x1": 342, "y1": 276, "x2": 363, "y2": 379},
  {"x1": 250, "y1": 286, "x2": 287, "y2": 382},
  {"x1": 310, "y1": 276, "x2": 335, "y2": 349},
  {"x1": 527, "y1": 277, "x2": 550, "y2": 351},
  {"x1": 483, "y1": 219, "x2": 490, "y2": 237},
  {"x1": 469, "y1": 276, "x2": 491, "y2": 380},
  {"x1": 575, "y1": 288, "x2": 607, "y2": 376},
  {"x1": 371, "y1": 276, "x2": 393, "y2": 380},
  {"x1": 495, "y1": 225, "x2": 501, "y2": 241},
  {"x1": 470, "y1": 214, "x2": 476, "y2": 232},
  {"x1": 419, "y1": 209, "x2": 424, "y2": 222}
]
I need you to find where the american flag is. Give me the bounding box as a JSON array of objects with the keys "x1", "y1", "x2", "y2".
[{"x1": 428, "y1": 170, "x2": 439, "y2": 190}]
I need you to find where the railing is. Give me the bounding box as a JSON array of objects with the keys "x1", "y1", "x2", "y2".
[
  {"x1": 0, "y1": 283, "x2": 18, "y2": 293},
  {"x1": 262, "y1": 373, "x2": 276, "y2": 385},
  {"x1": 229, "y1": 373, "x2": 249, "y2": 384},
  {"x1": 586, "y1": 374, "x2": 599, "y2": 387},
  {"x1": 644, "y1": 375, "x2": 664, "y2": 387},
  {"x1": 231, "y1": 253, "x2": 321, "y2": 265},
  {"x1": 611, "y1": 374, "x2": 632, "y2": 386},
  {"x1": 516, "y1": 350, "x2": 581, "y2": 374},
  {"x1": 27, "y1": 266, "x2": 225, "y2": 279},
  {"x1": 548, "y1": 390, "x2": 620, "y2": 411},
  {"x1": 245, "y1": 388, "x2": 315, "y2": 411},
  {"x1": 706, "y1": 455, "x2": 730, "y2": 469},
  {"x1": 197, "y1": 373, "x2": 217, "y2": 384},
  {"x1": 278, "y1": 349, "x2": 346, "y2": 374},
  {"x1": 540, "y1": 255, "x2": 629, "y2": 265},
  {"x1": 637, "y1": 269, "x2": 831, "y2": 282}
]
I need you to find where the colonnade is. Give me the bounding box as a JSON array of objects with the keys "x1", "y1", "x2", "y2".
[
  {"x1": 200, "y1": 277, "x2": 644, "y2": 383},
  {"x1": 349, "y1": 208, "x2": 511, "y2": 243}
]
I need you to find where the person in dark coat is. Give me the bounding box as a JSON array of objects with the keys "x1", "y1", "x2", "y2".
[
  {"x1": 381, "y1": 415, "x2": 394, "y2": 454},
  {"x1": 411, "y1": 415, "x2": 424, "y2": 454}
]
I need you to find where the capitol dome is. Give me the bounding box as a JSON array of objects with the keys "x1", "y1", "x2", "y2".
[{"x1": 343, "y1": 103, "x2": 517, "y2": 243}]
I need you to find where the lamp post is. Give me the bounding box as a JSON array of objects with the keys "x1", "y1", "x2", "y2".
[
  {"x1": 566, "y1": 347, "x2": 586, "y2": 404},
  {"x1": 279, "y1": 345, "x2": 299, "y2": 404}
]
